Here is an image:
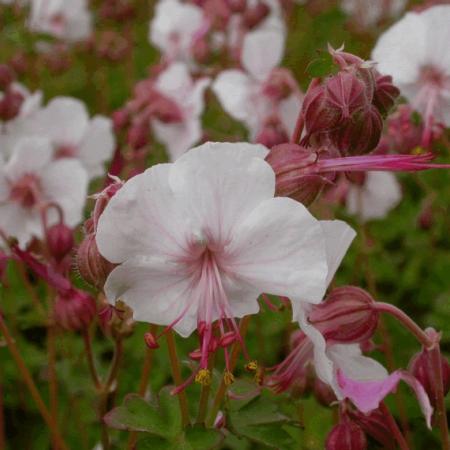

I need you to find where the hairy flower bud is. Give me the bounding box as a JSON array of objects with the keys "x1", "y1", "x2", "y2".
[
  {"x1": 373, "y1": 73, "x2": 400, "y2": 117},
  {"x1": 46, "y1": 223, "x2": 74, "y2": 262},
  {"x1": 0, "y1": 64, "x2": 15, "y2": 90},
  {"x1": 53, "y1": 289, "x2": 96, "y2": 331},
  {"x1": 308, "y1": 286, "x2": 379, "y2": 344},
  {"x1": 266, "y1": 143, "x2": 333, "y2": 205},
  {"x1": 326, "y1": 420, "x2": 367, "y2": 450},
  {"x1": 76, "y1": 234, "x2": 115, "y2": 289}
]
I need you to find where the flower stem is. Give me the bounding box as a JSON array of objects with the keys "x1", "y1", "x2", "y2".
[
  {"x1": 165, "y1": 330, "x2": 190, "y2": 426},
  {"x1": 375, "y1": 302, "x2": 433, "y2": 348},
  {"x1": 206, "y1": 315, "x2": 251, "y2": 427},
  {"x1": 379, "y1": 402, "x2": 409, "y2": 450},
  {"x1": 82, "y1": 328, "x2": 101, "y2": 390},
  {"x1": 0, "y1": 314, "x2": 69, "y2": 450},
  {"x1": 47, "y1": 321, "x2": 59, "y2": 450},
  {"x1": 429, "y1": 344, "x2": 449, "y2": 450},
  {"x1": 0, "y1": 369, "x2": 5, "y2": 450},
  {"x1": 196, "y1": 353, "x2": 215, "y2": 425}
]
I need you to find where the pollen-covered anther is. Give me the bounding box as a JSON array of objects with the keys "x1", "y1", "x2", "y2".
[
  {"x1": 245, "y1": 360, "x2": 258, "y2": 372},
  {"x1": 223, "y1": 371, "x2": 235, "y2": 386},
  {"x1": 195, "y1": 369, "x2": 212, "y2": 386}
]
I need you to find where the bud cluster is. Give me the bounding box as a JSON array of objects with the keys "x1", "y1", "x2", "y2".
[
  {"x1": 0, "y1": 66, "x2": 24, "y2": 122},
  {"x1": 301, "y1": 48, "x2": 399, "y2": 156}
]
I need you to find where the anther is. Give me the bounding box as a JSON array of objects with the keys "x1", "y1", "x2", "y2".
[{"x1": 195, "y1": 369, "x2": 212, "y2": 386}]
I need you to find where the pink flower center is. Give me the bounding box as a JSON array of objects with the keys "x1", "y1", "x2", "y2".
[
  {"x1": 9, "y1": 173, "x2": 43, "y2": 208},
  {"x1": 420, "y1": 65, "x2": 448, "y2": 90},
  {"x1": 49, "y1": 13, "x2": 66, "y2": 34},
  {"x1": 55, "y1": 145, "x2": 77, "y2": 159}
]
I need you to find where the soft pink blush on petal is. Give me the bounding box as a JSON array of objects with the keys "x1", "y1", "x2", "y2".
[{"x1": 336, "y1": 369, "x2": 433, "y2": 428}]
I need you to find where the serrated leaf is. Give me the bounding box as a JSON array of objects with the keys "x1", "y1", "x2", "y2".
[
  {"x1": 233, "y1": 423, "x2": 295, "y2": 449},
  {"x1": 104, "y1": 387, "x2": 182, "y2": 439},
  {"x1": 230, "y1": 396, "x2": 289, "y2": 426}
]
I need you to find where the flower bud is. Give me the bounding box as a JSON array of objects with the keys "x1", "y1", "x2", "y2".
[
  {"x1": 255, "y1": 121, "x2": 289, "y2": 148},
  {"x1": 330, "y1": 105, "x2": 383, "y2": 155},
  {"x1": 326, "y1": 420, "x2": 367, "y2": 450},
  {"x1": 266, "y1": 143, "x2": 333, "y2": 205},
  {"x1": 409, "y1": 338, "x2": 450, "y2": 409},
  {"x1": 144, "y1": 332, "x2": 160, "y2": 349},
  {"x1": 127, "y1": 122, "x2": 149, "y2": 149},
  {"x1": 46, "y1": 223, "x2": 74, "y2": 262},
  {"x1": 243, "y1": 1, "x2": 270, "y2": 28},
  {"x1": 112, "y1": 108, "x2": 130, "y2": 131},
  {"x1": 308, "y1": 286, "x2": 379, "y2": 344},
  {"x1": 0, "y1": 90, "x2": 24, "y2": 121},
  {"x1": 151, "y1": 96, "x2": 184, "y2": 124},
  {"x1": 373, "y1": 73, "x2": 400, "y2": 117},
  {"x1": 191, "y1": 38, "x2": 211, "y2": 64},
  {"x1": 76, "y1": 234, "x2": 115, "y2": 289},
  {"x1": 227, "y1": 0, "x2": 246, "y2": 13},
  {"x1": 9, "y1": 52, "x2": 28, "y2": 76},
  {"x1": 0, "y1": 64, "x2": 15, "y2": 90},
  {"x1": 53, "y1": 289, "x2": 96, "y2": 331}
]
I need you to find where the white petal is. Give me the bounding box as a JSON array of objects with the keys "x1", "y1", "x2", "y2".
[
  {"x1": 346, "y1": 171, "x2": 402, "y2": 221},
  {"x1": 212, "y1": 70, "x2": 253, "y2": 122},
  {"x1": 0, "y1": 203, "x2": 39, "y2": 248},
  {"x1": 228, "y1": 197, "x2": 328, "y2": 302},
  {"x1": 104, "y1": 255, "x2": 197, "y2": 337},
  {"x1": 78, "y1": 116, "x2": 115, "y2": 178},
  {"x1": 242, "y1": 28, "x2": 285, "y2": 81},
  {"x1": 96, "y1": 164, "x2": 189, "y2": 264},
  {"x1": 155, "y1": 62, "x2": 193, "y2": 101},
  {"x1": 320, "y1": 220, "x2": 356, "y2": 286},
  {"x1": 278, "y1": 93, "x2": 303, "y2": 137},
  {"x1": 169, "y1": 142, "x2": 273, "y2": 243},
  {"x1": 41, "y1": 158, "x2": 88, "y2": 227}
]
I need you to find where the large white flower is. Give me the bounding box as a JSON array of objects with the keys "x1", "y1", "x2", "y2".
[
  {"x1": 212, "y1": 26, "x2": 301, "y2": 141},
  {"x1": 151, "y1": 62, "x2": 210, "y2": 160},
  {"x1": 372, "y1": 5, "x2": 450, "y2": 127},
  {"x1": 96, "y1": 142, "x2": 354, "y2": 369},
  {"x1": 149, "y1": 0, "x2": 205, "y2": 63},
  {"x1": 29, "y1": 0, "x2": 92, "y2": 43},
  {"x1": 346, "y1": 171, "x2": 402, "y2": 221},
  {"x1": 0, "y1": 137, "x2": 88, "y2": 248},
  {"x1": 17, "y1": 97, "x2": 115, "y2": 180}
]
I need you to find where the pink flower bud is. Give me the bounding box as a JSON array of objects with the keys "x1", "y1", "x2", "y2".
[
  {"x1": 144, "y1": 332, "x2": 160, "y2": 349},
  {"x1": 127, "y1": 122, "x2": 149, "y2": 149},
  {"x1": 308, "y1": 286, "x2": 379, "y2": 344},
  {"x1": 266, "y1": 143, "x2": 333, "y2": 205},
  {"x1": 151, "y1": 96, "x2": 184, "y2": 124},
  {"x1": 255, "y1": 121, "x2": 289, "y2": 148},
  {"x1": 112, "y1": 109, "x2": 130, "y2": 131},
  {"x1": 9, "y1": 52, "x2": 28, "y2": 76},
  {"x1": 326, "y1": 420, "x2": 367, "y2": 450},
  {"x1": 76, "y1": 234, "x2": 115, "y2": 289},
  {"x1": 409, "y1": 335, "x2": 450, "y2": 409},
  {"x1": 330, "y1": 105, "x2": 383, "y2": 155},
  {"x1": 373, "y1": 73, "x2": 400, "y2": 117},
  {"x1": 53, "y1": 289, "x2": 96, "y2": 331},
  {"x1": 191, "y1": 38, "x2": 211, "y2": 64},
  {"x1": 243, "y1": 2, "x2": 270, "y2": 28},
  {"x1": 0, "y1": 64, "x2": 15, "y2": 90},
  {"x1": 0, "y1": 90, "x2": 24, "y2": 121},
  {"x1": 227, "y1": 0, "x2": 246, "y2": 13},
  {"x1": 46, "y1": 223, "x2": 74, "y2": 262}
]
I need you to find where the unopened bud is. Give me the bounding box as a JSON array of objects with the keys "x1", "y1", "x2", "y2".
[
  {"x1": 76, "y1": 234, "x2": 115, "y2": 289},
  {"x1": 0, "y1": 64, "x2": 15, "y2": 90},
  {"x1": 0, "y1": 90, "x2": 24, "y2": 121},
  {"x1": 53, "y1": 289, "x2": 96, "y2": 331},
  {"x1": 144, "y1": 332, "x2": 160, "y2": 349},
  {"x1": 308, "y1": 286, "x2": 379, "y2": 344},
  {"x1": 152, "y1": 96, "x2": 184, "y2": 124},
  {"x1": 191, "y1": 38, "x2": 210, "y2": 64},
  {"x1": 255, "y1": 122, "x2": 289, "y2": 148},
  {"x1": 112, "y1": 109, "x2": 130, "y2": 131},
  {"x1": 243, "y1": 2, "x2": 270, "y2": 28},
  {"x1": 326, "y1": 420, "x2": 367, "y2": 450},
  {"x1": 46, "y1": 223, "x2": 74, "y2": 262},
  {"x1": 127, "y1": 122, "x2": 149, "y2": 149},
  {"x1": 373, "y1": 73, "x2": 400, "y2": 117}
]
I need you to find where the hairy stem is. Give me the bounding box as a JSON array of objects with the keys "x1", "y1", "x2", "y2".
[
  {"x1": 82, "y1": 328, "x2": 102, "y2": 390},
  {"x1": 196, "y1": 353, "x2": 215, "y2": 425}
]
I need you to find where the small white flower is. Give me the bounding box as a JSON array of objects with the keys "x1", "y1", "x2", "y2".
[
  {"x1": 96, "y1": 142, "x2": 354, "y2": 369},
  {"x1": 151, "y1": 62, "x2": 210, "y2": 160},
  {"x1": 346, "y1": 171, "x2": 402, "y2": 221},
  {"x1": 29, "y1": 0, "x2": 93, "y2": 43},
  {"x1": 0, "y1": 137, "x2": 88, "y2": 248},
  {"x1": 372, "y1": 5, "x2": 450, "y2": 127}
]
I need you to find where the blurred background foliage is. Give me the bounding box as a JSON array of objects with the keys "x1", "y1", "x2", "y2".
[{"x1": 0, "y1": 0, "x2": 449, "y2": 449}]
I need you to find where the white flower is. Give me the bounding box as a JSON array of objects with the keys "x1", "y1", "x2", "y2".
[
  {"x1": 212, "y1": 26, "x2": 301, "y2": 140},
  {"x1": 151, "y1": 63, "x2": 210, "y2": 160},
  {"x1": 149, "y1": 0, "x2": 205, "y2": 63},
  {"x1": 0, "y1": 137, "x2": 88, "y2": 248},
  {"x1": 29, "y1": 0, "x2": 93, "y2": 43},
  {"x1": 17, "y1": 97, "x2": 115, "y2": 180},
  {"x1": 96, "y1": 142, "x2": 354, "y2": 369},
  {"x1": 341, "y1": 0, "x2": 407, "y2": 28},
  {"x1": 372, "y1": 5, "x2": 450, "y2": 127},
  {"x1": 346, "y1": 171, "x2": 402, "y2": 221}
]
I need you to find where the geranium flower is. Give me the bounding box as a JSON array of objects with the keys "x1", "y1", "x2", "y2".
[
  {"x1": 372, "y1": 5, "x2": 450, "y2": 144},
  {"x1": 149, "y1": 0, "x2": 206, "y2": 63},
  {"x1": 29, "y1": 0, "x2": 93, "y2": 43},
  {"x1": 151, "y1": 63, "x2": 210, "y2": 160},
  {"x1": 16, "y1": 97, "x2": 115, "y2": 180},
  {"x1": 212, "y1": 26, "x2": 302, "y2": 143},
  {"x1": 0, "y1": 137, "x2": 88, "y2": 247},
  {"x1": 96, "y1": 142, "x2": 354, "y2": 374}
]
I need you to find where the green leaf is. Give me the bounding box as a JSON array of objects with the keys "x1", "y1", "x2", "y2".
[
  {"x1": 305, "y1": 51, "x2": 337, "y2": 78},
  {"x1": 232, "y1": 423, "x2": 295, "y2": 449},
  {"x1": 104, "y1": 387, "x2": 182, "y2": 439},
  {"x1": 184, "y1": 425, "x2": 223, "y2": 450},
  {"x1": 137, "y1": 436, "x2": 176, "y2": 450}
]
